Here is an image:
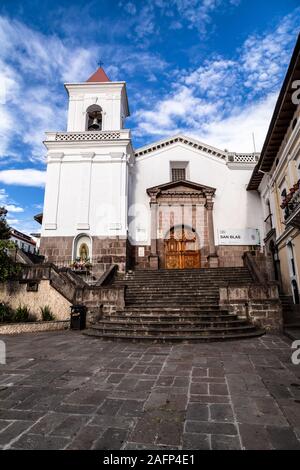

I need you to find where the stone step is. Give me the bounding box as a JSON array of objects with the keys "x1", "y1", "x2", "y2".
[
  {"x1": 118, "y1": 305, "x2": 228, "y2": 311},
  {"x1": 110, "y1": 314, "x2": 237, "y2": 321},
  {"x1": 89, "y1": 324, "x2": 256, "y2": 335},
  {"x1": 83, "y1": 328, "x2": 266, "y2": 342},
  {"x1": 124, "y1": 286, "x2": 220, "y2": 290},
  {"x1": 123, "y1": 282, "x2": 250, "y2": 286},
  {"x1": 125, "y1": 294, "x2": 219, "y2": 300},
  {"x1": 122, "y1": 283, "x2": 222, "y2": 287},
  {"x1": 124, "y1": 268, "x2": 251, "y2": 275},
  {"x1": 123, "y1": 276, "x2": 252, "y2": 282},
  {"x1": 87, "y1": 266, "x2": 264, "y2": 343},
  {"x1": 122, "y1": 271, "x2": 252, "y2": 281},
  {"x1": 97, "y1": 318, "x2": 248, "y2": 327},
  {"x1": 125, "y1": 301, "x2": 220, "y2": 306}
]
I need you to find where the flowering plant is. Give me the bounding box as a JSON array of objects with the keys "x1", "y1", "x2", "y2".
[{"x1": 70, "y1": 258, "x2": 92, "y2": 270}]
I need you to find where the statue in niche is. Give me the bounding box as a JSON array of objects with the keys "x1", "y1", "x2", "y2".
[{"x1": 79, "y1": 243, "x2": 89, "y2": 262}]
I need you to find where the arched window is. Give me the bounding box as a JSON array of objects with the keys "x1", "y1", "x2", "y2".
[
  {"x1": 265, "y1": 199, "x2": 273, "y2": 232},
  {"x1": 86, "y1": 104, "x2": 102, "y2": 131}
]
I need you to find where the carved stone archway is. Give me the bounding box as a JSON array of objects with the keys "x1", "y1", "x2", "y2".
[{"x1": 146, "y1": 180, "x2": 218, "y2": 269}]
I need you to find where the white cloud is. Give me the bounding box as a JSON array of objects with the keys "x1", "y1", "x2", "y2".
[
  {"x1": 7, "y1": 218, "x2": 19, "y2": 226},
  {"x1": 0, "y1": 15, "x2": 170, "y2": 162},
  {"x1": 32, "y1": 203, "x2": 43, "y2": 210},
  {"x1": 0, "y1": 16, "x2": 97, "y2": 162},
  {"x1": 5, "y1": 204, "x2": 24, "y2": 213},
  {"x1": 0, "y1": 169, "x2": 46, "y2": 187},
  {"x1": 0, "y1": 188, "x2": 24, "y2": 214},
  {"x1": 196, "y1": 92, "x2": 277, "y2": 152},
  {"x1": 123, "y1": 2, "x2": 137, "y2": 15},
  {"x1": 133, "y1": 9, "x2": 300, "y2": 152},
  {"x1": 119, "y1": 0, "x2": 240, "y2": 42},
  {"x1": 240, "y1": 12, "x2": 298, "y2": 94},
  {"x1": 154, "y1": 0, "x2": 240, "y2": 34}
]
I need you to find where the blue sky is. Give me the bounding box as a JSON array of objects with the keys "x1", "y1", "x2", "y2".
[{"x1": 0, "y1": 0, "x2": 299, "y2": 234}]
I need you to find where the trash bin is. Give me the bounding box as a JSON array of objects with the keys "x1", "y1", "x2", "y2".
[{"x1": 70, "y1": 305, "x2": 87, "y2": 330}]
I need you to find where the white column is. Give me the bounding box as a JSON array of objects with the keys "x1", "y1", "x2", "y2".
[
  {"x1": 109, "y1": 152, "x2": 126, "y2": 235},
  {"x1": 120, "y1": 153, "x2": 130, "y2": 233},
  {"x1": 76, "y1": 152, "x2": 94, "y2": 230},
  {"x1": 44, "y1": 153, "x2": 63, "y2": 230}
]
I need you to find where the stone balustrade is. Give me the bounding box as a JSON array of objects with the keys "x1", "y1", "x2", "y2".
[{"x1": 219, "y1": 283, "x2": 282, "y2": 332}]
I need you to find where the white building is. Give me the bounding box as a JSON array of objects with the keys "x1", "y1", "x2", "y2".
[
  {"x1": 10, "y1": 229, "x2": 37, "y2": 254},
  {"x1": 40, "y1": 67, "x2": 263, "y2": 274}
]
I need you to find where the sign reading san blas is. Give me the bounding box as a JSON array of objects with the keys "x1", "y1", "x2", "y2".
[{"x1": 218, "y1": 229, "x2": 260, "y2": 246}]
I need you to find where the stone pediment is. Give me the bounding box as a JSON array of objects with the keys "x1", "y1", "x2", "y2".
[
  {"x1": 135, "y1": 134, "x2": 227, "y2": 161},
  {"x1": 147, "y1": 180, "x2": 216, "y2": 202},
  {"x1": 134, "y1": 134, "x2": 259, "y2": 167}
]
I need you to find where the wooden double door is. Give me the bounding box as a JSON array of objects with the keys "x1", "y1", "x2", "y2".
[{"x1": 165, "y1": 229, "x2": 200, "y2": 269}]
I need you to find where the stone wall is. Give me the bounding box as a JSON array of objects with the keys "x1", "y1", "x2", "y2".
[
  {"x1": 220, "y1": 284, "x2": 283, "y2": 332},
  {"x1": 0, "y1": 280, "x2": 71, "y2": 320},
  {"x1": 92, "y1": 236, "x2": 128, "y2": 275},
  {"x1": 217, "y1": 245, "x2": 256, "y2": 268},
  {"x1": 40, "y1": 235, "x2": 128, "y2": 276},
  {"x1": 0, "y1": 320, "x2": 69, "y2": 335},
  {"x1": 39, "y1": 236, "x2": 73, "y2": 264},
  {"x1": 129, "y1": 245, "x2": 151, "y2": 270}
]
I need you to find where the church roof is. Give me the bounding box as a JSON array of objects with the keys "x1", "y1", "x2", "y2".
[
  {"x1": 135, "y1": 134, "x2": 227, "y2": 161},
  {"x1": 86, "y1": 67, "x2": 111, "y2": 83},
  {"x1": 134, "y1": 134, "x2": 259, "y2": 166}
]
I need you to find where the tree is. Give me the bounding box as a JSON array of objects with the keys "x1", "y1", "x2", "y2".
[
  {"x1": 0, "y1": 207, "x2": 20, "y2": 281},
  {"x1": 0, "y1": 207, "x2": 11, "y2": 240}
]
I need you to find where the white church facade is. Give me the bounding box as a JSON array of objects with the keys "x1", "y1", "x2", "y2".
[{"x1": 40, "y1": 67, "x2": 263, "y2": 275}]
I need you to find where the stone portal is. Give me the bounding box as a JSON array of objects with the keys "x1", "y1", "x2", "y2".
[{"x1": 146, "y1": 180, "x2": 218, "y2": 269}]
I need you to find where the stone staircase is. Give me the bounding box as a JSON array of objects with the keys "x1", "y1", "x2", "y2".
[{"x1": 84, "y1": 267, "x2": 266, "y2": 342}]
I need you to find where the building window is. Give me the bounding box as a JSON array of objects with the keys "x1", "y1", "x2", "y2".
[
  {"x1": 287, "y1": 241, "x2": 300, "y2": 304},
  {"x1": 171, "y1": 168, "x2": 186, "y2": 182},
  {"x1": 264, "y1": 200, "x2": 273, "y2": 234}
]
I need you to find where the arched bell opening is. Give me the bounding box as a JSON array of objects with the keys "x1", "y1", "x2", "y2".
[{"x1": 86, "y1": 104, "x2": 103, "y2": 131}]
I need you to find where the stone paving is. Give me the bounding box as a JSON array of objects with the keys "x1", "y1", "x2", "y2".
[{"x1": 0, "y1": 331, "x2": 300, "y2": 450}]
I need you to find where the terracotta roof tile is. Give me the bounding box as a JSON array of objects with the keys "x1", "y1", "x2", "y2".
[{"x1": 86, "y1": 67, "x2": 110, "y2": 82}]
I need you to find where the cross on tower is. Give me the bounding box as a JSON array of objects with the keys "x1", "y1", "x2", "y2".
[{"x1": 97, "y1": 59, "x2": 104, "y2": 68}]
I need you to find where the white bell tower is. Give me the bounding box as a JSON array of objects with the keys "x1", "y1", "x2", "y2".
[
  {"x1": 40, "y1": 67, "x2": 134, "y2": 274},
  {"x1": 65, "y1": 67, "x2": 130, "y2": 132}
]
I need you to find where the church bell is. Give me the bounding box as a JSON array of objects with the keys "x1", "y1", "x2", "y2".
[{"x1": 88, "y1": 118, "x2": 101, "y2": 130}]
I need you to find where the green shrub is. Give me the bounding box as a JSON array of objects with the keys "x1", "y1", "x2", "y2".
[
  {"x1": 40, "y1": 305, "x2": 55, "y2": 321},
  {"x1": 14, "y1": 305, "x2": 31, "y2": 323},
  {"x1": 0, "y1": 303, "x2": 14, "y2": 323}
]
